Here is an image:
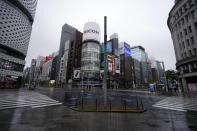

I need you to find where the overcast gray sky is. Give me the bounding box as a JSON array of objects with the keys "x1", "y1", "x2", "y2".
[{"x1": 27, "y1": 0, "x2": 176, "y2": 69}]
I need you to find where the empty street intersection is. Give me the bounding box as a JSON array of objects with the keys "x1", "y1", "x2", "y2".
[{"x1": 0, "y1": 87, "x2": 197, "y2": 131}]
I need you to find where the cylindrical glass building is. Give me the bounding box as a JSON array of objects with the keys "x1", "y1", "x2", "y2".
[{"x1": 81, "y1": 22, "x2": 101, "y2": 79}]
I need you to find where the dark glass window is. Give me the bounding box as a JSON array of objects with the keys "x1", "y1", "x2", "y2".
[
  {"x1": 184, "y1": 29, "x2": 188, "y2": 35},
  {"x1": 0, "y1": 47, "x2": 25, "y2": 60},
  {"x1": 186, "y1": 39, "x2": 190, "y2": 46},
  {"x1": 185, "y1": 15, "x2": 189, "y2": 22},
  {"x1": 189, "y1": 50, "x2": 192, "y2": 56},
  {"x1": 191, "y1": 10, "x2": 197, "y2": 19},
  {"x1": 191, "y1": 37, "x2": 194, "y2": 44},
  {"x1": 177, "y1": 34, "x2": 180, "y2": 39},
  {"x1": 182, "y1": 42, "x2": 185, "y2": 48},
  {"x1": 193, "y1": 48, "x2": 197, "y2": 55},
  {"x1": 180, "y1": 32, "x2": 183, "y2": 38},
  {"x1": 195, "y1": 22, "x2": 197, "y2": 30},
  {"x1": 188, "y1": 26, "x2": 192, "y2": 33}
]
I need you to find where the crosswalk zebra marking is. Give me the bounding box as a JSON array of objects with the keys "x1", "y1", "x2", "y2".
[
  {"x1": 153, "y1": 105, "x2": 186, "y2": 112},
  {"x1": 32, "y1": 103, "x2": 62, "y2": 108},
  {"x1": 153, "y1": 104, "x2": 197, "y2": 112},
  {"x1": 0, "y1": 102, "x2": 62, "y2": 110},
  {"x1": 0, "y1": 101, "x2": 61, "y2": 107},
  {"x1": 152, "y1": 97, "x2": 197, "y2": 112},
  {"x1": 0, "y1": 90, "x2": 62, "y2": 110}
]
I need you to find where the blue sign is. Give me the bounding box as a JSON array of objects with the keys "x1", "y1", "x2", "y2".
[
  {"x1": 101, "y1": 61, "x2": 104, "y2": 68},
  {"x1": 101, "y1": 42, "x2": 112, "y2": 53},
  {"x1": 124, "y1": 47, "x2": 131, "y2": 56},
  {"x1": 124, "y1": 42, "x2": 130, "y2": 50}
]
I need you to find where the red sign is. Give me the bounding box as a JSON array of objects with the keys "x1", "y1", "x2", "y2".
[
  {"x1": 112, "y1": 55, "x2": 115, "y2": 75},
  {"x1": 45, "y1": 56, "x2": 52, "y2": 62},
  {"x1": 188, "y1": 83, "x2": 197, "y2": 92},
  {"x1": 84, "y1": 29, "x2": 99, "y2": 34}
]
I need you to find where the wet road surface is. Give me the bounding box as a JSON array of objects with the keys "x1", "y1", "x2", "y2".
[{"x1": 0, "y1": 87, "x2": 197, "y2": 131}]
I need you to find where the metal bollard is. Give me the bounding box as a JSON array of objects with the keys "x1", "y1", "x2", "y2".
[
  {"x1": 140, "y1": 98, "x2": 144, "y2": 109},
  {"x1": 124, "y1": 100, "x2": 126, "y2": 111},
  {"x1": 82, "y1": 97, "x2": 84, "y2": 110},
  {"x1": 110, "y1": 100, "x2": 112, "y2": 111},
  {"x1": 96, "y1": 98, "x2": 98, "y2": 111},
  {"x1": 136, "y1": 98, "x2": 139, "y2": 109}
]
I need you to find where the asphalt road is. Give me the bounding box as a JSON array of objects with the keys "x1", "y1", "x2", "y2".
[{"x1": 0, "y1": 87, "x2": 197, "y2": 131}]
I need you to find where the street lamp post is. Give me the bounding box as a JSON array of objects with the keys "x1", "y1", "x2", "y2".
[
  {"x1": 103, "y1": 16, "x2": 108, "y2": 108},
  {"x1": 81, "y1": 72, "x2": 83, "y2": 90}
]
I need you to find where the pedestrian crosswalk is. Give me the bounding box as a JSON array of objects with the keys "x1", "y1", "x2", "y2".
[
  {"x1": 0, "y1": 90, "x2": 62, "y2": 110},
  {"x1": 152, "y1": 97, "x2": 197, "y2": 112}
]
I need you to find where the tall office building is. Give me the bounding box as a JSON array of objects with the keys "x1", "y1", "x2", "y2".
[
  {"x1": 40, "y1": 59, "x2": 52, "y2": 81},
  {"x1": 29, "y1": 59, "x2": 36, "y2": 85},
  {"x1": 50, "y1": 54, "x2": 58, "y2": 81},
  {"x1": 100, "y1": 33, "x2": 120, "y2": 88},
  {"x1": 57, "y1": 24, "x2": 82, "y2": 83},
  {"x1": 119, "y1": 42, "x2": 133, "y2": 88},
  {"x1": 59, "y1": 41, "x2": 69, "y2": 83},
  {"x1": 156, "y1": 60, "x2": 164, "y2": 81},
  {"x1": 0, "y1": 0, "x2": 38, "y2": 80},
  {"x1": 151, "y1": 59, "x2": 164, "y2": 82},
  {"x1": 132, "y1": 58, "x2": 141, "y2": 86},
  {"x1": 168, "y1": 0, "x2": 197, "y2": 92},
  {"x1": 131, "y1": 46, "x2": 149, "y2": 84}
]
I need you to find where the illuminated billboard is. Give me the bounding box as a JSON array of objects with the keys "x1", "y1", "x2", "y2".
[
  {"x1": 123, "y1": 42, "x2": 131, "y2": 56},
  {"x1": 124, "y1": 42, "x2": 130, "y2": 50},
  {"x1": 119, "y1": 41, "x2": 131, "y2": 56},
  {"x1": 124, "y1": 47, "x2": 131, "y2": 56}
]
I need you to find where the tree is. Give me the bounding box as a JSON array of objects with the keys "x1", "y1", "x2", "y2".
[{"x1": 165, "y1": 70, "x2": 178, "y2": 81}]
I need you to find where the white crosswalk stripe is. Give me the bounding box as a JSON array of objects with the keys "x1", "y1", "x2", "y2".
[
  {"x1": 0, "y1": 90, "x2": 62, "y2": 110},
  {"x1": 152, "y1": 97, "x2": 197, "y2": 112}
]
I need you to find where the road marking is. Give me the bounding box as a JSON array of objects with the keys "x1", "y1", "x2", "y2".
[
  {"x1": 32, "y1": 103, "x2": 62, "y2": 108},
  {"x1": 152, "y1": 97, "x2": 197, "y2": 112},
  {"x1": 0, "y1": 90, "x2": 62, "y2": 110},
  {"x1": 153, "y1": 105, "x2": 186, "y2": 112}
]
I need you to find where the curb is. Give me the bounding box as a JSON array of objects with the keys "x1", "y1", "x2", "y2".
[{"x1": 68, "y1": 106, "x2": 147, "y2": 113}]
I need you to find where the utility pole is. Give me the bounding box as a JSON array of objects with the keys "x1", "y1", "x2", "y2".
[
  {"x1": 81, "y1": 72, "x2": 83, "y2": 90},
  {"x1": 103, "y1": 16, "x2": 108, "y2": 108}
]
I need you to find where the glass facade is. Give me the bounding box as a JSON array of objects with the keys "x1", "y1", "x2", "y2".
[
  {"x1": 0, "y1": 47, "x2": 25, "y2": 60},
  {"x1": 0, "y1": 58, "x2": 24, "y2": 72},
  {"x1": 81, "y1": 42, "x2": 100, "y2": 77},
  {"x1": 130, "y1": 47, "x2": 148, "y2": 84},
  {"x1": 130, "y1": 48, "x2": 146, "y2": 62}
]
